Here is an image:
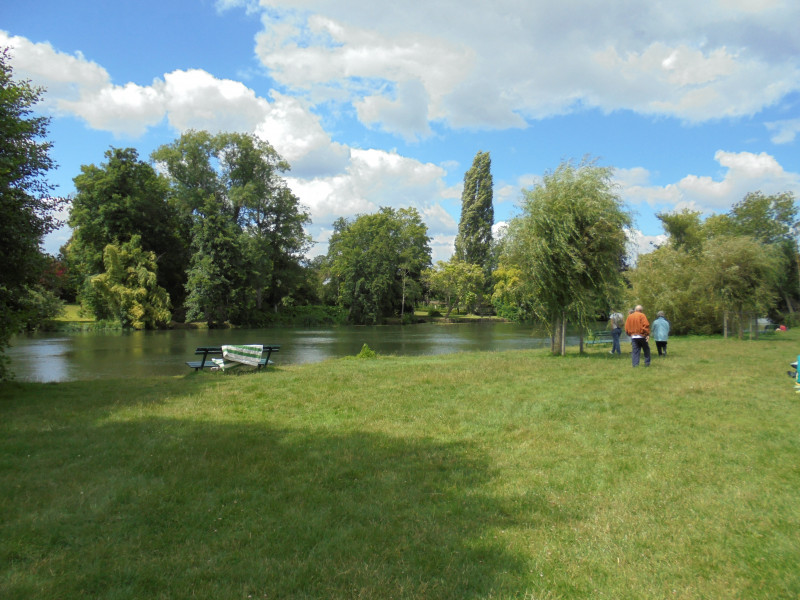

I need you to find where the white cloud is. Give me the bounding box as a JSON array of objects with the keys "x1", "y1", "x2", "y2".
[
  {"x1": 247, "y1": 0, "x2": 800, "y2": 137},
  {"x1": 766, "y1": 118, "x2": 800, "y2": 144},
  {"x1": 617, "y1": 150, "x2": 800, "y2": 215},
  {"x1": 355, "y1": 79, "x2": 432, "y2": 141},
  {"x1": 626, "y1": 228, "x2": 669, "y2": 265},
  {"x1": 4, "y1": 30, "x2": 464, "y2": 260}
]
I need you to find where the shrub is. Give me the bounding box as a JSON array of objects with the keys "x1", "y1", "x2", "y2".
[{"x1": 356, "y1": 343, "x2": 377, "y2": 359}]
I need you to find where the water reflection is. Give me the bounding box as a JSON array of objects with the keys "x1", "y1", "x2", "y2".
[{"x1": 7, "y1": 322, "x2": 594, "y2": 382}]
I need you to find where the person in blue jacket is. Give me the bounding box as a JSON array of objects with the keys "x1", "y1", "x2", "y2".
[{"x1": 651, "y1": 311, "x2": 671, "y2": 356}]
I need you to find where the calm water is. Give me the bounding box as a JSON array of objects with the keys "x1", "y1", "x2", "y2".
[{"x1": 7, "y1": 322, "x2": 589, "y2": 382}]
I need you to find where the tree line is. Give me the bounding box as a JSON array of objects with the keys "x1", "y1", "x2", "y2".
[{"x1": 2, "y1": 46, "x2": 798, "y2": 379}]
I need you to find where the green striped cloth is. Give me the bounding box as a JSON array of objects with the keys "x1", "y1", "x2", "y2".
[{"x1": 222, "y1": 344, "x2": 263, "y2": 367}]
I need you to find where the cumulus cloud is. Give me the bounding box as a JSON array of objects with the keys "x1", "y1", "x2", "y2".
[
  {"x1": 286, "y1": 148, "x2": 449, "y2": 220},
  {"x1": 626, "y1": 229, "x2": 669, "y2": 265},
  {"x1": 617, "y1": 150, "x2": 800, "y2": 216},
  {"x1": 3, "y1": 29, "x2": 464, "y2": 260},
  {"x1": 247, "y1": 0, "x2": 800, "y2": 137},
  {"x1": 284, "y1": 148, "x2": 456, "y2": 258}
]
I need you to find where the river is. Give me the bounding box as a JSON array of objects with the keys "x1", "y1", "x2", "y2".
[{"x1": 7, "y1": 321, "x2": 595, "y2": 382}]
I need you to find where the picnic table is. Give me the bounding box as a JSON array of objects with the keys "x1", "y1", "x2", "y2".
[{"x1": 186, "y1": 344, "x2": 280, "y2": 371}]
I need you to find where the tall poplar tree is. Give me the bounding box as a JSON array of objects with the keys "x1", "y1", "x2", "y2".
[{"x1": 454, "y1": 151, "x2": 494, "y2": 276}]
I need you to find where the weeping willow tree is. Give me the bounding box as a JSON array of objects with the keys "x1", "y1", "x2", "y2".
[
  {"x1": 498, "y1": 159, "x2": 631, "y2": 355},
  {"x1": 91, "y1": 235, "x2": 171, "y2": 329}
]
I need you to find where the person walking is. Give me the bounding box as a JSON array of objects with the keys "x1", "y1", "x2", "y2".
[
  {"x1": 608, "y1": 312, "x2": 624, "y2": 355},
  {"x1": 625, "y1": 305, "x2": 651, "y2": 367},
  {"x1": 651, "y1": 311, "x2": 670, "y2": 357}
]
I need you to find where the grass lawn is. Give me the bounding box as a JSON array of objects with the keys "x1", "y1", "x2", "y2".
[
  {"x1": 55, "y1": 304, "x2": 94, "y2": 323},
  {"x1": 2, "y1": 333, "x2": 799, "y2": 599}
]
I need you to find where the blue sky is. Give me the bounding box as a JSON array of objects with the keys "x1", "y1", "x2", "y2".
[{"x1": 3, "y1": 0, "x2": 799, "y2": 262}]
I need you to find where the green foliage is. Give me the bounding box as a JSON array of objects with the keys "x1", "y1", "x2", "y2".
[
  {"x1": 626, "y1": 246, "x2": 718, "y2": 335},
  {"x1": 656, "y1": 208, "x2": 704, "y2": 252},
  {"x1": 67, "y1": 147, "x2": 187, "y2": 309},
  {"x1": 183, "y1": 200, "x2": 245, "y2": 326},
  {"x1": 628, "y1": 236, "x2": 780, "y2": 336},
  {"x1": 454, "y1": 151, "x2": 494, "y2": 277},
  {"x1": 728, "y1": 191, "x2": 798, "y2": 244},
  {"x1": 327, "y1": 207, "x2": 431, "y2": 324},
  {"x1": 356, "y1": 343, "x2": 377, "y2": 359},
  {"x1": 704, "y1": 235, "x2": 780, "y2": 337},
  {"x1": 645, "y1": 191, "x2": 796, "y2": 333},
  {"x1": 0, "y1": 48, "x2": 65, "y2": 380},
  {"x1": 498, "y1": 158, "x2": 631, "y2": 352},
  {"x1": 152, "y1": 130, "x2": 311, "y2": 321},
  {"x1": 90, "y1": 236, "x2": 171, "y2": 329},
  {"x1": 15, "y1": 285, "x2": 65, "y2": 331},
  {"x1": 231, "y1": 304, "x2": 347, "y2": 328},
  {"x1": 491, "y1": 265, "x2": 529, "y2": 321},
  {"x1": 424, "y1": 259, "x2": 484, "y2": 318}
]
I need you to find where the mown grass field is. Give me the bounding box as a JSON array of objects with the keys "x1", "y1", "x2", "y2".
[{"x1": 2, "y1": 333, "x2": 799, "y2": 599}]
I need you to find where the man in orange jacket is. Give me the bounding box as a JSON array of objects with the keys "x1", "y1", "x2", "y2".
[{"x1": 625, "y1": 305, "x2": 651, "y2": 367}]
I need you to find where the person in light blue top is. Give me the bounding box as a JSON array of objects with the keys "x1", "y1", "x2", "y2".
[{"x1": 651, "y1": 311, "x2": 670, "y2": 356}]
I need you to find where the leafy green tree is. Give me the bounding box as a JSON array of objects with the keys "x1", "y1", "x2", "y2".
[
  {"x1": 243, "y1": 183, "x2": 311, "y2": 312},
  {"x1": 728, "y1": 191, "x2": 797, "y2": 244},
  {"x1": 657, "y1": 191, "x2": 799, "y2": 321},
  {"x1": 725, "y1": 192, "x2": 799, "y2": 318},
  {"x1": 703, "y1": 236, "x2": 780, "y2": 338},
  {"x1": 0, "y1": 48, "x2": 66, "y2": 379},
  {"x1": 395, "y1": 208, "x2": 431, "y2": 321},
  {"x1": 656, "y1": 209, "x2": 705, "y2": 253},
  {"x1": 184, "y1": 198, "x2": 246, "y2": 327},
  {"x1": 90, "y1": 236, "x2": 171, "y2": 329},
  {"x1": 424, "y1": 259, "x2": 484, "y2": 318},
  {"x1": 491, "y1": 265, "x2": 528, "y2": 321},
  {"x1": 327, "y1": 208, "x2": 431, "y2": 324},
  {"x1": 151, "y1": 130, "x2": 222, "y2": 216},
  {"x1": 15, "y1": 285, "x2": 64, "y2": 331},
  {"x1": 454, "y1": 151, "x2": 494, "y2": 277},
  {"x1": 626, "y1": 246, "x2": 718, "y2": 335},
  {"x1": 67, "y1": 147, "x2": 187, "y2": 314},
  {"x1": 152, "y1": 131, "x2": 310, "y2": 321},
  {"x1": 499, "y1": 159, "x2": 631, "y2": 354}
]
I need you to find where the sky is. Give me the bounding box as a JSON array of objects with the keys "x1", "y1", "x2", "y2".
[{"x1": 2, "y1": 0, "x2": 799, "y2": 263}]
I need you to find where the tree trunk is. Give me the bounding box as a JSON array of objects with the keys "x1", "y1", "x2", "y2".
[
  {"x1": 560, "y1": 317, "x2": 566, "y2": 356},
  {"x1": 400, "y1": 275, "x2": 406, "y2": 322},
  {"x1": 783, "y1": 292, "x2": 795, "y2": 314},
  {"x1": 723, "y1": 310, "x2": 728, "y2": 339}
]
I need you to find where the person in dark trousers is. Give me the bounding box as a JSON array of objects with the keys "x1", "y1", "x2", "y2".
[
  {"x1": 608, "y1": 312, "x2": 624, "y2": 355},
  {"x1": 651, "y1": 311, "x2": 670, "y2": 356},
  {"x1": 625, "y1": 305, "x2": 651, "y2": 367}
]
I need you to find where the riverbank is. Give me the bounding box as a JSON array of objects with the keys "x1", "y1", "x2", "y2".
[
  {"x1": 44, "y1": 304, "x2": 507, "y2": 332},
  {"x1": 2, "y1": 333, "x2": 798, "y2": 598}
]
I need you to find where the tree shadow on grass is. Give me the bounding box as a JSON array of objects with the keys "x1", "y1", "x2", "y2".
[{"x1": 2, "y1": 416, "x2": 567, "y2": 599}]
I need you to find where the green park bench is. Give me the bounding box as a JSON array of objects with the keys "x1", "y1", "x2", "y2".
[
  {"x1": 585, "y1": 330, "x2": 614, "y2": 346},
  {"x1": 186, "y1": 344, "x2": 280, "y2": 371}
]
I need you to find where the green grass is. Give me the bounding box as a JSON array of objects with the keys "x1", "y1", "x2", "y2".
[
  {"x1": 55, "y1": 304, "x2": 94, "y2": 322},
  {"x1": 2, "y1": 334, "x2": 800, "y2": 598}
]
